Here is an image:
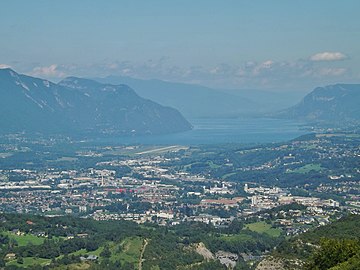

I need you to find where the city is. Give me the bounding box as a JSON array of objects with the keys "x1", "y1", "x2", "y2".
[{"x1": 0, "y1": 132, "x2": 358, "y2": 238}]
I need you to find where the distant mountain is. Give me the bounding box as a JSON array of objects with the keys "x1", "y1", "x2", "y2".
[
  {"x1": 275, "y1": 84, "x2": 360, "y2": 123},
  {"x1": 94, "y1": 76, "x2": 304, "y2": 118},
  {"x1": 0, "y1": 69, "x2": 191, "y2": 135},
  {"x1": 0, "y1": 68, "x2": 79, "y2": 133},
  {"x1": 220, "y1": 88, "x2": 305, "y2": 113},
  {"x1": 93, "y1": 75, "x2": 257, "y2": 118}
]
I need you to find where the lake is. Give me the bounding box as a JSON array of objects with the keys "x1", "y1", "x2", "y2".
[{"x1": 96, "y1": 118, "x2": 307, "y2": 145}]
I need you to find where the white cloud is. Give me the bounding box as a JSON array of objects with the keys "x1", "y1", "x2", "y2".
[
  {"x1": 317, "y1": 67, "x2": 347, "y2": 76},
  {"x1": 0, "y1": 64, "x2": 11, "y2": 69},
  {"x1": 252, "y1": 60, "x2": 274, "y2": 75},
  {"x1": 310, "y1": 52, "x2": 347, "y2": 62},
  {"x1": 30, "y1": 64, "x2": 66, "y2": 78},
  {"x1": 260, "y1": 60, "x2": 273, "y2": 68},
  {"x1": 18, "y1": 56, "x2": 352, "y2": 90},
  {"x1": 95, "y1": 59, "x2": 351, "y2": 90}
]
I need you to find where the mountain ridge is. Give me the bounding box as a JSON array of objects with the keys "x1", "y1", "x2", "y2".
[
  {"x1": 0, "y1": 69, "x2": 192, "y2": 135},
  {"x1": 93, "y1": 75, "x2": 305, "y2": 118},
  {"x1": 274, "y1": 83, "x2": 360, "y2": 124}
]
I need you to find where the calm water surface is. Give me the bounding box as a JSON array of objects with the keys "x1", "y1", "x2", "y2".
[{"x1": 97, "y1": 118, "x2": 307, "y2": 145}]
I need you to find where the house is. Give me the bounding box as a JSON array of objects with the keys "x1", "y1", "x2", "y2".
[
  {"x1": 80, "y1": 255, "x2": 98, "y2": 261},
  {"x1": 5, "y1": 253, "x2": 16, "y2": 260}
]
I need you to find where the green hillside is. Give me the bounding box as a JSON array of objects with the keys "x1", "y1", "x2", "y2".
[
  {"x1": 272, "y1": 215, "x2": 360, "y2": 270},
  {"x1": 0, "y1": 213, "x2": 280, "y2": 269}
]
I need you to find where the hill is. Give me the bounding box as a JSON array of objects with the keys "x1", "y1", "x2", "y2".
[
  {"x1": 269, "y1": 215, "x2": 360, "y2": 270},
  {"x1": 0, "y1": 213, "x2": 281, "y2": 269},
  {"x1": 93, "y1": 75, "x2": 256, "y2": 118},
  {"x1": 0, "y1": 69, "x2": 191, "y2": 135},
  {"x1": 276, "y1": 84, "x2": 360, "y2": 124},
  {"x1": 94, "y1": 76, "x2": 304, "y2": 118}
]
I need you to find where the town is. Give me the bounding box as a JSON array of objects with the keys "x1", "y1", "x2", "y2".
[{"x1": 0, "y1": 132, "x2": 359, "y2": 237}]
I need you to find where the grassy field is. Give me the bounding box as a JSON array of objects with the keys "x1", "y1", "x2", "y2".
[
  {"x1": 4, "y1": 236, "x2": 143, "y2": 268},
  {"x1": 245, "y1": 222, "x2": 282, "y2": 237},
  {"x1": 64, "y1": 237, "x2": 143, "y2": 266},
  {"x1": 63, "y1": 246, "x2": 104, "y2": 259},
  {"x1": 3, "y1": 231, "x2": 45, "y2": 246},
  {"x1": 113, "y1": 237, "x2": 143, "y2": 265},
  {"x1": 220, "y1": 233, "x2": 254, "y2": 242},
  {"x1": 52, "y1": 262, "x2": 91, "y2": 270},
  {"x1": 288, "y1": 163, "x2": 323, "y2": 174},
  {"x1": 7, "y1": 257, "x2": 51, "y2": 268}
]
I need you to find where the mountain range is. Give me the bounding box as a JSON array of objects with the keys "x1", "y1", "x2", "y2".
[
  {"x1": 94, "y1": 76, "x2": 360, "y2": 126},
  {"x1": 93, "y1": 75, "x2": 305, "y2": 118},
  {"x1": 0, "y1": 69, "x2": 191, "y2": 135},
  {"x1": 1, "y1": 68, "x2": 359, "y2": 136},
  {"x1": 276, "y1": 84, "x2": 360, "y2": 124}
]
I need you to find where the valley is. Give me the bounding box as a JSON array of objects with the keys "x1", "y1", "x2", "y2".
[{"x1": 0, "y1": 130, "x2": 359, "y2": 269}]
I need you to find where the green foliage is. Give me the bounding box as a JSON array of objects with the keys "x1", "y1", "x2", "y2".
[
  {"x1": 99, "y1": 245, "x2": 111, "y2": 258},
  {"x1": 287, "y1": 163, "x2": 323, "y2": 174},
  {"x1": 0, "y1": 213, "x2": 280, "y2": 269},
  {"x1": 245, "y1": 221, "x2": 281, "y2": 237},
  {"x1": 300, "y1": 215, "x2": 360, "y2": 244},
  {"x1": 226, "y1": 219, "x2": 244, "y2": 234},
  {"x1": 273, "y1": 214, "x2": 360, "y2": 263},
  {"x1": 16, "y1": 257, "x2": 23, "y2": 265},
  {"x1": 143, "y1": 231, "x2": 203, "y2": 270},
  {"x1": 112, "y1": 237, "x2": 142, "y2": 264},
  {"x1": 329, "y1": 253, "x2": 360, "y2": 270},
  {"x1": 305, "y1": 238, "x2": 360, "y2": 270},
  {"x1": 3, "y1": 233, "x2": 45, "y2": 247}
]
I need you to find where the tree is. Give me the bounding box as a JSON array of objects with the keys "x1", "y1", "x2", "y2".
[
  {"x1": 306, "y1": 238, "x2": 360, "y2": 270},
  {"x1": 226, "y1": 219, "x2": 244, "y2": 234},
  {"x1": 100, "y1": 245, "x2": 111, "y2": 258},
  {"x1": 17, "y1": 256, "x2": 24, "y2": 264}
]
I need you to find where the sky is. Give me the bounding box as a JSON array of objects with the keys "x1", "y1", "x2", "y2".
[{"x1": 1, "y1": 0, "x2": 360, "y2": 91}]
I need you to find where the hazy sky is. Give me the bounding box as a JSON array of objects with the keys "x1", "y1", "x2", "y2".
[{"x1": 1, "y1": 0, "x2": 360, "y2": 91}]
